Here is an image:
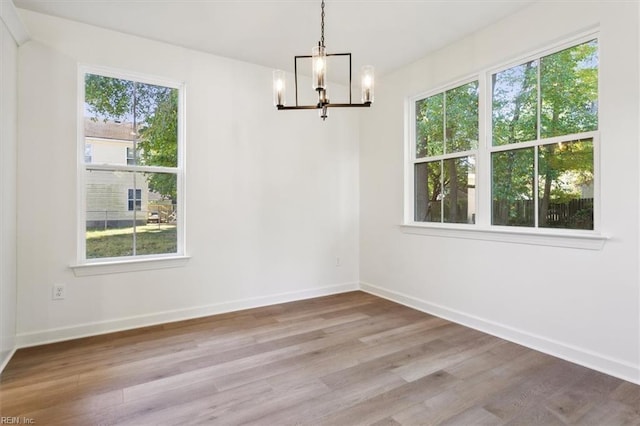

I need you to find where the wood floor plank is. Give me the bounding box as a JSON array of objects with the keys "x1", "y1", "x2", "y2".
[
  {"x1": 1, "y1": 291, "x2": 639, "y2": 425},
  {"x1": 318, "y1": 370, "x2": 458, "y2": 425}
]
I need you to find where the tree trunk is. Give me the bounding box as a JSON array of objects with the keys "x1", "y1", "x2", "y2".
[
  {"x1": 415, "y1": 164, "x2": 429, "y2": 221},
  {"x1": 447, "y1": 160, "x2": 458, "y2": 222}
]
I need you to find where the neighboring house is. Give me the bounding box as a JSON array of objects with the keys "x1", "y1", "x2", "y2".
[{"x1": 84, "y1": 119, "x2": 152, "y2": 229}]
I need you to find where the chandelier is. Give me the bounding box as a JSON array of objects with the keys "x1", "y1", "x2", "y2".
[{"x1": 272, "y1": 0, "x2": 374, "y2": 120}]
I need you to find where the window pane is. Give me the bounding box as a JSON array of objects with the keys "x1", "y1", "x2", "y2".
[
  {"x1": 541, "y1": 40, "x2": 598, "y2": 138},
  {"x1": 84, "y1": 144, "x2": 93, "y2": 163},
  {"x1": 84, "y1": 74, "x2": 178, "y2": 168},
  {"x1": 127, "y1": 188, "x2": 142, "y2": 211},
  {"x1": 126, "y1": 147, "x2": 136, "y2": 165},
  {"x1": 492, "y1": 61, "x2": 538, "y2": 146},
  {"x1": 443, "y1": 156, "x2": 476, "y2": 224},
  {"x1": 416, "y1": 94, "x2": 444, "y2": 158},
  {"x1": 85, "y1": 170, "x2": 177, "y2": 259},
  {"x1": 414, "y1": 161, "x2": 442, "y2": 222},
  {"x1": 492, "y1": 148, "x2": 535, "y2": 226},
  {"x1": 445, "y1": 81, "x2": 478, "y2": 153},
  {"x1": 538, "y1": 139, "x2": 593, "y2": 229}
]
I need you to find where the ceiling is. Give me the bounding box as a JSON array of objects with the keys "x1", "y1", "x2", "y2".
[{"x1": 14, "y1": 0, "x2": 536, "y2": 77}]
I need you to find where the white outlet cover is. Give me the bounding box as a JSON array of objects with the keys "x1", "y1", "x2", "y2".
[{"x1": 53, "y1": 284, "x2": 65, "y2": 300}]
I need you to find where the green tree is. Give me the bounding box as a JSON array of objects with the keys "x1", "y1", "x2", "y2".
[
  {"x1": 537, "y1": 41, "x2": 597, "y2": 228},
  {"x1": 490, "y1": 40, "x2": 597, "y2": 228},
  {"x1": 138, "y1": 89, "x2": 179, "y2": 201},
  {"x1": 415, "y1": 82, "x2": 477, "y2": 223},
  {"x1": 84, "y1": 74, "x2": 178, "y2": 201}
]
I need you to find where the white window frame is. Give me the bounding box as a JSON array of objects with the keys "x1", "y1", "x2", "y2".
[
  {"x1": 408, "y1": 77, "x2": 479, "y2": 226},
  {"x1": 126, "y1": 146, "x2": 136, "y2": 165},
  {"x1": 127, "y1": 188, "x2": 142, "y2": 211},
  {"x1": 72, "y1": 65, "x2": 188, "y2": 275},
  {"x1": 403, "y1": 30, "x2": 607, "y2": 250}
]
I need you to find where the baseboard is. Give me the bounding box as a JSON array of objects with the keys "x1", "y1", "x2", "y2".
[
  {"x1": 360, "y1": 281, "x2": 640, "y2": 385},
  {"x1": 0, "y1": 347, "x2": 17, "y2": 374},
  {"x1": 15, "y1": 282, "x2": 359, "y2": 348}
]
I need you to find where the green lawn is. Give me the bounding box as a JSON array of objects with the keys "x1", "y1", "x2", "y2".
[{"x1": 86, "y1": 224, "x2": 177, "y2": 259}]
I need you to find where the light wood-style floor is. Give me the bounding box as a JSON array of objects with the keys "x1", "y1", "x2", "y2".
[{"x1": 1, "y1": 291, "x2": 639, "y2": 425}]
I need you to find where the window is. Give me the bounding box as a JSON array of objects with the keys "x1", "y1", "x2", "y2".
[
  {"x1": 491, "y1": 39, "x2": 597, "y2": 229},
  {"x1": 126, "y1": 147, "x2": 136, "y2": 165},
  {"x1": 80, "y1": 69, "x2": 184, "y2": 262},
  {"x1": 84, "y1": 143, "x2": 93, "y2": 163},
  {"x1": 127, "y1": 188, "x2": 142, "y2": 211},
  {"x1": 407, "y1": 36, "x2": 598, "y2": 234},
  {"x1": 413, "y1": 81, "x2": 478, "y2": 224}
]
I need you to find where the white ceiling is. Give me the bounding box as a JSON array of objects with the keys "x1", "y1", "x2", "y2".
[{"x1": 14, "y1": 0, "x2": 536, "y2": 77}]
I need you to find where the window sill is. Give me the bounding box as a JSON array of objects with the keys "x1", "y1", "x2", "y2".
[
  {"x1": 399, "y1": 223, "x2": 608, "y2": 250},
  {"x1": 70, "y1": 255, "x2": 190, "y2": 277}
]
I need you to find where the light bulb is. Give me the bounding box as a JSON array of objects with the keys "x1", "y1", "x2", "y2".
[
  {"x1": 273, "y1": 70, "x2": 286, "y2": 107},
  {"x1": 361, "y1": 65, "x2": 374, "y2": 103},
  {"x1": 312, "y1": 45, "x2": 327, "y2": 90}
]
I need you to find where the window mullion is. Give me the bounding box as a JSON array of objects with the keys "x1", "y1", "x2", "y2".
[
  {"x1": 534, "y1": 57, "x2": 541, "y2": 229},
  {"x1": 534, "y1": 145, "x2": 539, "y2": 228},
  {"x1": 478, "y1": 72, "x2": 490, "y2": 227},
  {"x1": 441, "y1": 92, "x2": 446, "y2": 224},
  {"x1": 536, "y1": 58, "x2": 541, "y2": 141},
  {"x1": 440, "y1": 160, "x2": 444, "y2": 223},
  {"x1": 86, "y1": 164, "x2": 179, "y2": 174}
]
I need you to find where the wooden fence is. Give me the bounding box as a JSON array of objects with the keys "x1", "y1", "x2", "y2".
[{"x1": 492, "y1": 198, "x2": 593, "y2": 229}]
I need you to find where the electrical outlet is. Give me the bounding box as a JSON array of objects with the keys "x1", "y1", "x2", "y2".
[{"x1": 52, "y1": 284, "x2": 66, "y2": 300}]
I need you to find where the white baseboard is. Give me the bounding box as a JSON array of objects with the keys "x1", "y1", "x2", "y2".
[
  {"x1": 360, "y1": 281, "x2": 640, "y2": 385},
  {"x1": 15, "y1": 282, "x2": 359, "y2": 348},
  {"x1": 12, "y1": 280, "x2": 639, "y2": 386},
  {"x1": 0, "y1": 347, "x2": 17, "y2": 374}
]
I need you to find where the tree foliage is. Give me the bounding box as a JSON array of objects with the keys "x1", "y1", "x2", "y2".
[
  {"x1": 84, "y1": 74, "x2": 178, "y2": 202},
  {"x1": 138, "y1": 89, "x2": 179, "y2": 201},
  {"x1": 490, "y1": 40, "x2": 597, "y2": 228},
  {"x1": 414, "y1": 40, "x2": 597, "y2": 228},
  {"x1": 415, "y1": 82, "x2": 478, "y2": 223}
]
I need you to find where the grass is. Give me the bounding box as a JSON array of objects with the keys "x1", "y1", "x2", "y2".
[{"x1": 86, "y1": 224, "x2": 177, "y2": 259}]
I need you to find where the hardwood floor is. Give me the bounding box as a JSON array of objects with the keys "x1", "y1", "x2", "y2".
[{"x1": 1, "y1": 291, "x2": 639, "y2": 425}]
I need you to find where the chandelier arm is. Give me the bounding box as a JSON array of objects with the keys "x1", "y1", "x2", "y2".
[{"x1": 277, "y1": 103, "x2": 371, "y2": 111}]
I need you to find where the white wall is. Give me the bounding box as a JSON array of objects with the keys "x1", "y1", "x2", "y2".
[
  {"x1": 360, "y1": 2, "x2": 640, "y2": 384},
  {"x1": 0, "y1": 6, "x2": 20, "y2": 371},
  {"x1": 15, "y1": 10, "x2": 360, "y2": 345}
]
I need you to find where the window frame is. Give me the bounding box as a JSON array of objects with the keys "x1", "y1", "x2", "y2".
[
  {"x1": 75, "y1": 65, "x2": 187, "y2": 269},
  {"x1": 409, "y1": 77, "x2": 479, "y2": 226},
  {"x1": 403, "y1": 31, "x2": 606, "y2": 249},
  {"x1": 126, "y1": 146, "x2": 136, "y2": 165},
  {"x1": 127, "y1": 188, "x2": 142, "y2": 211}
]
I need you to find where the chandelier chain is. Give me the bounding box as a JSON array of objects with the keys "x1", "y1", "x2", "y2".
[{"x1": 320, "y1": 0, "x2": 325, "y2": 47}]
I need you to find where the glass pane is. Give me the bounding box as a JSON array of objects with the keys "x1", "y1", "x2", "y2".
[
  {"x1": 84, "y1": 144, "x2": 93, "y2": 164},
  {"x1": 445, "y1": 81, "x2": 478, "y2": 153},
  {"x1": 492, "y1": 148, "x2": 535, "y2": 226},
  {"x1": 85, "y1": 170, "x2": 177, "y2": 259},
  {"x1": 492, "y1": 60, "x2": 538, "y2": 146},
  {"x1": 541, "y1": 40, "x2": 598, "y2": 138},
  {"x1": 443, "y1": 156, "x2": 476, "y2": 224},
  {"x1": 84, "y1": 74, "x2": 178, "y2": 168},
  {"x1": 414, "y1": 161, "x2": 442, "y2": 222},
  {"x1": 416, "y1": 94, "x2": 444, "y2": 158},
  {"x1": 538, "y1": 139, "x2": 593, "y2": 229}
]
